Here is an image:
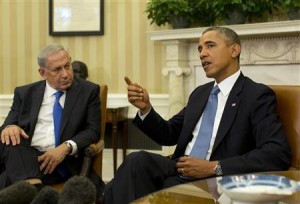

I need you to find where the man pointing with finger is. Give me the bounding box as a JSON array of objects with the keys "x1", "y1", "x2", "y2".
[{"x1": 104, "y1": 27, "x2": 291, "y2": 204}]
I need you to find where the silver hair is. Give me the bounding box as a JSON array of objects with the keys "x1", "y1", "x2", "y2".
[{"x1": 37, "y1": 44, "x2": 69, "y2": 68}]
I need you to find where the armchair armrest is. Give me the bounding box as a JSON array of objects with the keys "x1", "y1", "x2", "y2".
[
  {"x1": 80, "y1": 140, "x2": 105, "y2": 176},
  {"x1": 85, "y1": 140, "x2": 105, "y2": 157}
]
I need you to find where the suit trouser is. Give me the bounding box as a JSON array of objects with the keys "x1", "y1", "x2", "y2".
[
  {"x1": 0, "y1": 140, "x2": 43, "y2": 189},
  {"x1": 0, "y1": 141, "x2": 105, "y2": 197},
  {"x1": 0, "y1": 140, "x2": 68, "y2": 190},
  {"x1": 104, "y1": 150, "x2": 194, "y2": 204}
]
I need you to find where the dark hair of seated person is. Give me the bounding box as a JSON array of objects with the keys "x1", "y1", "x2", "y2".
[{"x1": 72, "y1": 60, "x2": 89, "y2": 80}]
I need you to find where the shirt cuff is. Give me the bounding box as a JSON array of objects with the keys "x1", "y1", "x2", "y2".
[
  {"x1": 138, "y1": 107, "x2": 152, "y2": 120},
  {"x1": 66, "y1": 140, "x2": 77, "y2": 155}
]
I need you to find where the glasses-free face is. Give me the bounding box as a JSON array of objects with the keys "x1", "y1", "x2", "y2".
[
  {"x1": 43, "y1": 60, "x2": 72, "y2": 75},
  {"x1": 198, "y1": 30, "x2": 240, "y2": 83},
  {"x1": 39, "y1": 50, "x2": 73, "y2": 91}
]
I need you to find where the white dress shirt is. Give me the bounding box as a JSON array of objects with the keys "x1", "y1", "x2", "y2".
[
  {"x1": 184, "y1": 70, "x2": 241, "y2": 159},
  {"x1": 31, "y1": 82, "x2": 76, "y2": 154}
]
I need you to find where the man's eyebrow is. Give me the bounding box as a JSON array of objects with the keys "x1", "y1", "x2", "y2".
[
  {"x1": 204, "y1": 40, "x2": 216, "y2": 45},
  {"x1": 198, "y1": 40, "x2": 216, "y2": 51},
  {"x1": 53, "y1": 61, "x2": 70, "y2": 69}
]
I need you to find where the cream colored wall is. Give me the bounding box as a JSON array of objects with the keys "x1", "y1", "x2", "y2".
[{"x1": 0, "y1": 0, "x2": 168, "y2": 94}]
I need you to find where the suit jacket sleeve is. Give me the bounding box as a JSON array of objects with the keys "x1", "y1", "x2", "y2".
[{"x1": 133, "y1": 108, "x2": 185, "y2": 146}]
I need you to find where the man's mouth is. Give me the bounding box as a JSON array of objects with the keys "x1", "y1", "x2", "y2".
[
  {"x1": 202, "y1": 61, "x2": 211, "y2": 69},
  {"x1": 61, "y1": 80, "x2": 71, "y2": 85}
]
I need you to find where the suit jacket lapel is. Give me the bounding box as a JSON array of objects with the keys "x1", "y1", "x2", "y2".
[
  {"x1": 60, "y1": 80, "x2": 80, "y2": 138},
  {"x1": 185, "y1": 84, "x2": 213, "y2": 138},
  {"x1": 174, "y1": 82, "x2": 214, "y2": 157},
  {"x1": 212, "y1": 74, "x2": 245, "y2": 152},
  {"x1": 30, "y1": 82, "x2": 45, "y2": 137}
]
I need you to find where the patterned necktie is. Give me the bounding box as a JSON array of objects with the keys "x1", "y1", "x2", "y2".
[
  {"x1": 53, "y1": 91, "x2": 64, "y2": 147},
  {"x1": 190, "y1": 85, "x2": 220, "y2": 159}
]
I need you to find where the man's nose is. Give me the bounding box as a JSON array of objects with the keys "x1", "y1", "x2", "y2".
[
  {"x1": 199, "y1": 49, "x2": 207, "y2": 59},
  {"x1": 60, "y1": 68, "x2": 69, "y2": 77}
]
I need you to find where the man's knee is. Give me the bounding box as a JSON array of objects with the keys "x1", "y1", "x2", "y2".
[{"x1": 124, "y1": 150, "x2": 152, "y2": 166}]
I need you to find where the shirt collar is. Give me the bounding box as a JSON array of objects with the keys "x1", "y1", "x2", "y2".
[
  {"x1": 215, "y1": 70, "x2": 241, "y2": 96},
  {"x1": 45, "y1": 81, "x2": 65, "y2": 98}
]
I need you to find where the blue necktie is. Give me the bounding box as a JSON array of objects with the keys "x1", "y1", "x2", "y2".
[
  {"x1": 53, "y1": 91, "x2": 69, "y2": 178},
  {"x1": 190, "y1": 85, "x2": 220, "y2": 159},
  {"x1": 53, "y1": 91, "x2": 63, "y2": 147}
]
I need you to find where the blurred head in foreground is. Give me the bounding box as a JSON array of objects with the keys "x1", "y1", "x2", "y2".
[
  {"x1": 58, "y1": 176, "x2": 96, "y2": 204},
  {"x1": 0, "y1": 181, "x2": 37, "y2": 203}
]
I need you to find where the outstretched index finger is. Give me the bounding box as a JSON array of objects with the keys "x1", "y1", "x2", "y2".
[{"x1": 124, "y1": 76, "x2": 133, "y2": 86}]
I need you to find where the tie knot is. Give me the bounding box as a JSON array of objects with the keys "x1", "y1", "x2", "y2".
[
  {"x1": 55, "y1": 91, "x2": 64, "y2": 100},
  {"x1": 211, "y1": 85, "x2": 220, "y2": 95}
]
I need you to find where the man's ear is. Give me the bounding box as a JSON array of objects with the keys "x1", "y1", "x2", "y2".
[
  {"x1": 38, "y1": 68, "x2": 46, "y2": 79},
  {"x1": 231, "y1": 43, "x2": 241, "y2": 58}
]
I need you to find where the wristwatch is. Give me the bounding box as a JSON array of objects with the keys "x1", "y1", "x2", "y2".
[
  {"x1": 214, "y1": 161, "x2": 223, "y2": 176},
  {"x1": 64, "y1": 141, "x2": 73, "y2": 154}
]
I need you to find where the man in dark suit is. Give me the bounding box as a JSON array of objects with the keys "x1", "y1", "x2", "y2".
[
  {"x1": 0, "y1": 44, "x2": 104, "y2": 195},
  {"x1": 104, "y1": 27, "x2": 291, "y2": 204}
]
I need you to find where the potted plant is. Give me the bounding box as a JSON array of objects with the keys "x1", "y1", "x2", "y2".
[
  {"x1": 279, "y1": 0, "x2": 300, "y2": 20},
  {"x1": 145, "y1": 0, "x2": 218, "y2": 28},
  {"x1": 145, "y1": 0, "x2": 192, "y2": 28},
  {"x1": 188, "y1": 0, "x2": 217, "y2": 27},
  {"x1": 213, "y1": 0, "x2": 278, "y2": 24}
]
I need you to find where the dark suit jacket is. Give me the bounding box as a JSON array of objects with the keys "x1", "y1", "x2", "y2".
[
  {"x1": 133, "y1": 73, "x2": 291, "y2": 176},
  {"x1": 0, "y1": 78, "x2": 101, "y2": 175}
]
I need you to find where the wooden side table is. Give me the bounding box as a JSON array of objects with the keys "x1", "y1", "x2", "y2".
[{"x1": 106, "y1": 106, "x2": 129, "y2": 174}]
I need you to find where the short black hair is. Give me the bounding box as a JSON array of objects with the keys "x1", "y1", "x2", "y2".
[
  {"x1": 202, "y1": 26, "x2": 241, "y2": 46},
  {"x1": 202, "y1": 26, "x2": 241, "y2": 61},
  {"x1": 72, "y1": 61, "x2": 89, "y2": 80}
]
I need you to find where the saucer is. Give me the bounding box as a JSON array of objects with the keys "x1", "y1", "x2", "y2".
[{"x1": 218, "y1": 174, "x2": 300, "y2": 203}]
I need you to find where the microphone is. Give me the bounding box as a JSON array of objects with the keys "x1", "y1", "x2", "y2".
[
  {"x1": 0, "y1": 181, "x2": 37, "y2": 204},
  {"x1": 30, "y1": 186, "x2": 59, "y2": 204},
  {"x1": 58, "y1": 176, "x2": 96, "y2": 204}
]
